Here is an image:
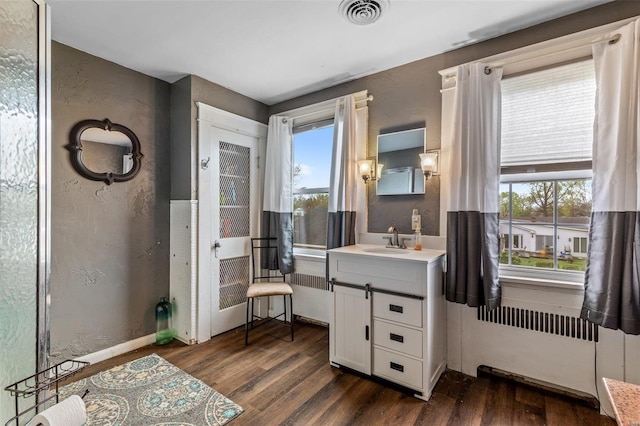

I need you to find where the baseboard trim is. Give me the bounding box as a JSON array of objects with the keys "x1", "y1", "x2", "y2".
[
  {"x1": 477, "y1": 365, "x2": 599, "y2": 409},
  {"x1": 75, "y1": 333, "x2": 156, "y2": 365}
]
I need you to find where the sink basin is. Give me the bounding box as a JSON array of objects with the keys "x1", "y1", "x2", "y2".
[{"x1": 362, "y1": 247, "x2": 410, "y2": 255}]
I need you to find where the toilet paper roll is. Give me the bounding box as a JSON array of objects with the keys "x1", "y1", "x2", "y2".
[{"x1": 30, "y1": 395, "x2": 87, "y2": 426}]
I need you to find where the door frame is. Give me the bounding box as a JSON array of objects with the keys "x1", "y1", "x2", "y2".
[{"x1": 196, "y1": 103, "x2": 267, "y2": 343}]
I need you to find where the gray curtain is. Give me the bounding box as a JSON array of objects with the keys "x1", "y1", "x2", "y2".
[
  {"x1": 580, "y1": 20, "x2": 640, "y2": 335},
  {"x1": 446, "y1": 63, "x2": 503, "y2": 311},
  {"x1": 447, "y1": 212, "x2": 500, "y2": 308},
  {"x1": 262, "y1": 116, "x2": 294, "y2": 274},
  {"x1": 261, "y1": 211, "x2": 293, "y2": 273},
  {"x1": 327, "y1": 212, "x2": 356, "y2": 250},
  {"x1": 327, "y1": 95, "x2": 358, "y2": 250}
]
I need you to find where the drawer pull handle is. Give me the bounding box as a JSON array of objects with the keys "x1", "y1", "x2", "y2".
[
  {"x1": 390, "y1": 362, "x2": 404, "y2": 372},
  {"x1": 390, "y1": 333, "x2": 404, "y2": 343},
  {"x1": 389, "y1": 304, "x2": 403, "y2": 313}
]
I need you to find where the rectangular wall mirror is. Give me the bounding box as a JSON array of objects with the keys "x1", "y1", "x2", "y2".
[{"x1": 376, "y1": 128, "x2": 426, "y2": 195}]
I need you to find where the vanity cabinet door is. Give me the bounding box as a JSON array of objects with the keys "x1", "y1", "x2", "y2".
[{"x1": 330, "y1": 285, "x2": 371, "y2": 375}]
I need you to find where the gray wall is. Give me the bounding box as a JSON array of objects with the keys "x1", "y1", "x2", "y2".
[
  {"x1": 169, "y1": 76, "x2": 192, "y2": 200},
  {"x1": 170, "y1": 75, "x2": 269, "y2": 200},
  {"x1": 50, "y1": 42, "x2": 171, "y2": 361},
  {"x1": 270, "y1": 1, "x2": 640, "y2": 236}
]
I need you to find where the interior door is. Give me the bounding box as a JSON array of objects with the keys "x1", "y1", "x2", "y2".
[{"x1": 209, "y1": 127, "x2": 259, "y2": 336}]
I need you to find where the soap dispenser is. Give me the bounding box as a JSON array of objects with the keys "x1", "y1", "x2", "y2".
[
  {"x1": 411, "y1": 209, "x2": 422, "y2": 250},
  {"x1": 411, "y1": 209, "x2": 421, "y2": 231}
]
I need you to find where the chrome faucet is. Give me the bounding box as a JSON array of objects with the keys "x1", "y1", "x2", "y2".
[{"x1": 387, "y1": 226, "x2": 399, "y2": 247}]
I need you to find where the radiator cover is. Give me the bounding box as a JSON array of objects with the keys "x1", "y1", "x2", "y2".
[{"x1": 477, "y1": 305, "x2": 598, "y2": 342}]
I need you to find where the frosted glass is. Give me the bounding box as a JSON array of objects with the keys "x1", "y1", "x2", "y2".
[
  {"x1": 501, "y1": 60, "x2": 595, "y2": 167},
  {"x1": 0, "y1": 1, "x2": 39, "y2": 423}
]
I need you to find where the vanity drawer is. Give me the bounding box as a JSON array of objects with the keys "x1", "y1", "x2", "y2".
[
  {"x1": 374, "y1": 319, "x2": 422, "y2": 358},
  {"x1": 373, "y1": 293, "x2": 422, "y2": 327},
  {"x1": 373, "y1": 347, "x2": 423, "y2": 391}
]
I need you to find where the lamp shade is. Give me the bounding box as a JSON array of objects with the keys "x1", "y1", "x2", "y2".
[
  {"x1": 419, "y1": 152, "x2": 439, "y2": 179},
  {"x1": 376, "y1": 163, "x2": 384, "y2": 180},
  {"x1": 357, "y1": 159, "x2": 374, "y2": 182}
]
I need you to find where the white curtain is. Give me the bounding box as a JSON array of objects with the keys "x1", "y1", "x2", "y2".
[
  {"x1": 581, "y1": 19, "x2": 640, "y2": 335},
  {"x1": 447, "y1": 63, "x2": 503, "y2": 310},
  {"x1": 327, "y1": 95, "x2": 358, "y2": 249},
  {"x1": 262, "y1": 115, "x2": 294, "y2": 274}
]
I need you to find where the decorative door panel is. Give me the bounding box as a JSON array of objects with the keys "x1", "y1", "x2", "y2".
[{"x1": 209, "y1": 130, "x2": 258, "y2": 336}]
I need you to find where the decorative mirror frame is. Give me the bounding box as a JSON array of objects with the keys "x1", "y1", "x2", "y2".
[{"x1": 67, "y1": 118, "x2": 143, "y2": 185}]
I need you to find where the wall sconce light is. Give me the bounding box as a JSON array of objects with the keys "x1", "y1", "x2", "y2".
[
  {"x1": 419, "y1": 150, "x2": 440, "y2": 180},
  {"x1": 357, "y1": 158, "x2": 384, "y2": 183}
]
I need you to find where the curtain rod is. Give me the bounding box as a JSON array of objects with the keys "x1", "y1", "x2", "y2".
[
  {"x1": 280, "y1": 95, "x2": 373, "y2": 123},
  {"x1": 444, "y1": 32, "x2": 621, "y2": 81}
]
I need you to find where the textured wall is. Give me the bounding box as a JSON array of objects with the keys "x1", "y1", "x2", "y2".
[
  {"x1": 169, "y1": 76, "x2": 192, "y2": 200},
  {"x1": 270, "y1": 1, "x2": 640, "y2": 236},
  {"x1": 50, "y1": 42, "x2": 171, "y2": 361},
  {"x1": 170, "y1": 75, "x2": 269, "y2": 200}
]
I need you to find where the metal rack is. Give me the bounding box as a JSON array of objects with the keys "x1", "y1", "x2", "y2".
[{"x1": 4, "y1": 359, "x2": 89, "y2": 426}]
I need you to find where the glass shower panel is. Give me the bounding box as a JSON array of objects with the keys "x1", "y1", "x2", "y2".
[{"x1": 0, "y1": 0, "x2": 39, "y2": 422}]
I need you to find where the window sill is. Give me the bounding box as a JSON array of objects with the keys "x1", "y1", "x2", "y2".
[
  {"x1": 499, "y1": 274, "x2": 584, "y2": 293},
  {"x1": 293, "y1": 250, "x2": 326, "y2": 263}
]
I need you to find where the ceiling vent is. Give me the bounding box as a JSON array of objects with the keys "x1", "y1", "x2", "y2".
[{"x1": 339, "y1": 0, "x2": 389, "y2": 26}]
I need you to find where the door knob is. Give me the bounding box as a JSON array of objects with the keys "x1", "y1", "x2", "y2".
[{"x1": 213, "y1": 240, "x2": 221, "y2": 258}]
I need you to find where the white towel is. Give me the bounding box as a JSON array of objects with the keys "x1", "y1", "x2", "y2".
[{"x1": 29, "y1": 395, "x2": 86, "y2": 426}]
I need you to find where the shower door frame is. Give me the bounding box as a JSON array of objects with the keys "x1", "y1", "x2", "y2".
[{"x1": 35, "y1": 0, "x2": 52, "y2": 379}]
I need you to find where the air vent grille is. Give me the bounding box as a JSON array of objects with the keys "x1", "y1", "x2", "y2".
[
  {"x1": 339, "y1": 0, "x2": 389, "y2": 26},
  {"x1": 477, "y1": 306, "x2": 598, "y2": 342},
  {"x1": 290, "y1": 273, "x2": 328, "y2": 291}
]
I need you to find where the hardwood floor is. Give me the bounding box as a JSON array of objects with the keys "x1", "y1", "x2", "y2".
[{"x1": 70, "y1": 321, "x2": 615, "y2": 425}]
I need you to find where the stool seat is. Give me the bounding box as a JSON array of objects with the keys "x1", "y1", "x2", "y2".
[{"x1": 247, "y1": 282, "x2": 293, "y2": 298}]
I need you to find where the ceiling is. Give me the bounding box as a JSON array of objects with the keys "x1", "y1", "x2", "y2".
[{"x1": 48, "y1": 0, "x2": 611, "y2": 105}]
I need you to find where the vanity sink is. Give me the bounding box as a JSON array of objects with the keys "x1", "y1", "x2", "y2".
[{"x1": 362, "y1": 247, "x2": 410, "y2": 255}]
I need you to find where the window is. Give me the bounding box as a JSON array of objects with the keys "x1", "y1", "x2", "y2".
[
  {"x1": 499, "y1": 60, "x2": 594, "y2": 274},
  {"x1": 510, "y1": 234, "x2": 523, "y2": 249},
  {"x1": 573, "y1": 237, "x2": 588, "y2": 254},
  {"x1": 292, "y1": 120, "x2": 334, "y2": 250}
]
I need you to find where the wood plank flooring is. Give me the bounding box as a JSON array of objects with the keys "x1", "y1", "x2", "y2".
[{"x1": 70, "y1": 321, "x2": 615, "y2": 425}]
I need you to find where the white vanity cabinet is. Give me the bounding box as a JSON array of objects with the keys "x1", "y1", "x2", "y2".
[{"x1": 328, "y1": 245, "x2": 446, "y2": 401}]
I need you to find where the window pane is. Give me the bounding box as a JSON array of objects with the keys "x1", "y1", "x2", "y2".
[
  {"x1": 293, "y1": 193, "x2": 328, "y2": 249},
  {"x1": 501, "y1": 60, "x2": 595, "y2": 167},
  {"x1": 499, "y1": 183, "x2": 510, "y2": 221},
  {"x1": 512, "y1": 182, "x2": 554, "y2": 224},
  {"x1": 293, "y1": 126, "x2": 333, "y2": 190},
  {"x1": 557, "y1": 179, "x2": 591, "y2": 221}
]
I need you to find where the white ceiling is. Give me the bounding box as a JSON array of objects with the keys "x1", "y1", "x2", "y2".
[{"x1": 48, "y1": 0, "x2": 611, "y2": 105}]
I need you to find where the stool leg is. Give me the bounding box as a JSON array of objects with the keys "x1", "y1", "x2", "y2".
[
  {"x1": 245, "y1": 297, "x2": 250, "y2": 345},
  {"x1": 290, "y1": 294, "x2": 294, "y2": 342},
  {"x1": 250, "y1": 298, "x2": 255, "y2": 328},
  {"x1": 283, "y1": 295, "x2": 287, "y2": 324}
]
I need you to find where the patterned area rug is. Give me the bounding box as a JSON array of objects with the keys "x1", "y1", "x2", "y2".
[{"x1": 60, "y1": 353, "x2": 243, "y2": 425}]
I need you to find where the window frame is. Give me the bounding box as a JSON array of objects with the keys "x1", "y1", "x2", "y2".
[
  {"x1": 291, "y1": 119, "x2": 335, "y2": 255},
  {"x1": 499, "y1": 171, "x2": 592, "y2": 285},
  {"x1": 496, "y1": 58, "x2": 595, "y2": 284},
  {"x1": 276, "y1": 90, "x2": 370, "y2": 263}
]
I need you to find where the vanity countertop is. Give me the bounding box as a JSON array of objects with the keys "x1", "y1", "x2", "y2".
[
  {"x1": 327, "y1": 244, "x2": 445, "y2": 263},
  {"x1": 603, "y1": 377, "x2": 640, "y2": 426}
]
